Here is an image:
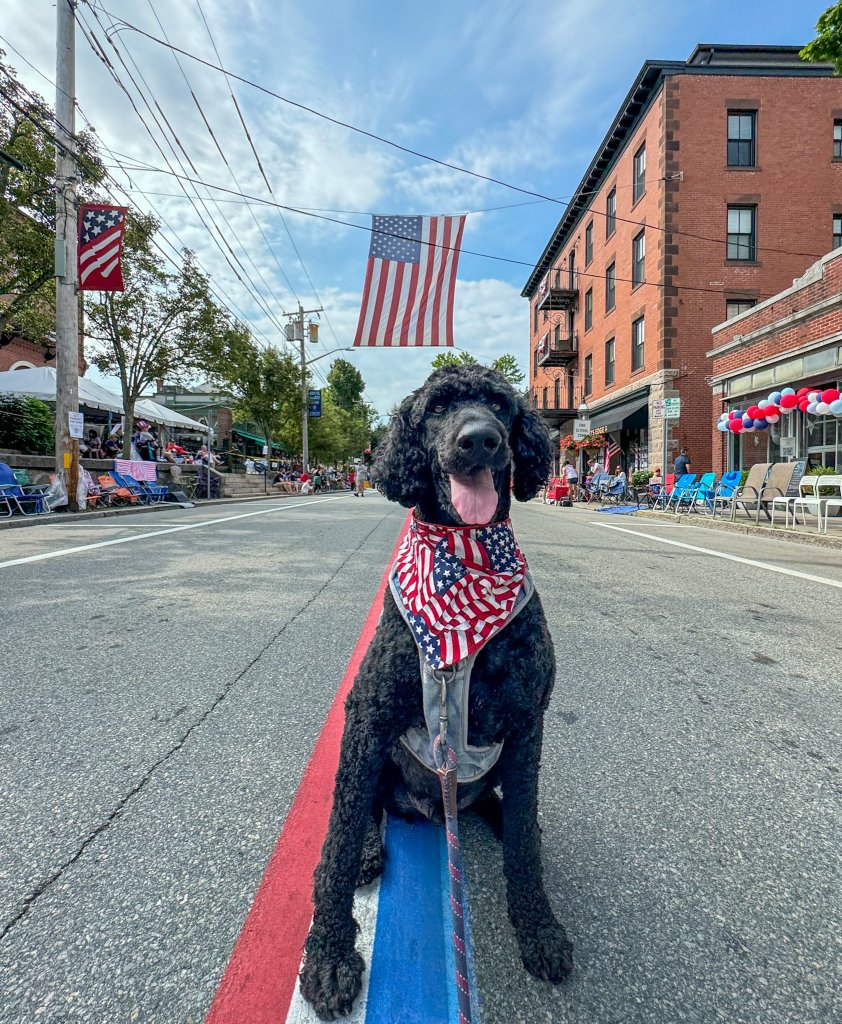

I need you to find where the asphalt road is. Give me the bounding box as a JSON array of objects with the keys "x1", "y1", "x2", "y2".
[{"x1": 1, "y1": 495, "x2": 840, "y2": 1024}]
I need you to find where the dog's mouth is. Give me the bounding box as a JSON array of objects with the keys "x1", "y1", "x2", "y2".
[{"x1": 447, "y1": 466, "x2": 499, "y2": 526}]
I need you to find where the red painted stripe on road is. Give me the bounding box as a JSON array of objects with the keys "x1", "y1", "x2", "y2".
[{"x1": 205, "y1": 513, "x2": 410, "y2": 1024}]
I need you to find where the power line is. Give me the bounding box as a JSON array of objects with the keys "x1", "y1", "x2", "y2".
[{"x1": 88, "y1": 6, "x2": 826, "y2": 262}]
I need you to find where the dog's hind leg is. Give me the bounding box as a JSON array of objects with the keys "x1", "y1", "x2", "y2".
[{"x1": 472, "y1": 788, "x2": 504, "y2": 840}]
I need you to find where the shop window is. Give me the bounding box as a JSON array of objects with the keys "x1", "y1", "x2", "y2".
[
  {"x1": 606, "y1": 188, "x2": 616, "y2": 238},
  {"x1": 727, "y1": 206, "x2": 756, "y2": 261},
  {"x1": 727, "y1": 110, "x2": 756, "y2": 167}
]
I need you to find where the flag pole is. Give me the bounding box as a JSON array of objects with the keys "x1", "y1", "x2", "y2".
[{"x1": 55, "y1": 0, "x2": 80, "y2": 510}]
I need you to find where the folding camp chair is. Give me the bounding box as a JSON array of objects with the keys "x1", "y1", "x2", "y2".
[
  {"x1": 0, "y1": 462, "x2": 50, "y2": 515},
  {"x1": 110, "y1": 470, "x2": 157, "y2": 506},
  {"x1": 98, "y1": 474, "x2": 139, "y2": 505},
  {"x1": 657, "y1": 473, "x2": 696, "y2": 512},
  {"x1": 680, "y1": 472, "x2": 717, "y2": 514},
  {"x1": 754, "y1": 462, "x2": 806, "y2": 524},
  {"x1": 724, "y1": 463, "x2": 770, "y2": 521},
  {"x1": 706, "y1": 471, "x2": 741, "y2": 517},
  {"x1": 116, "y1": 470, "x2": 167, "y2": 504}
]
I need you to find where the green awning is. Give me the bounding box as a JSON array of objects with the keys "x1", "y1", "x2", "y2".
[{"x1": 232, "y1": 427, "x2": 285, "y2": 450}]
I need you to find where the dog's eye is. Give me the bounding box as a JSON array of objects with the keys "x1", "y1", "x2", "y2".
[
  {"x1": 432, "y1": 404, "x2": 446, "y2": 414},
  {"x1": 490, "y1": 401, "x2": 501, "y2": 412}
]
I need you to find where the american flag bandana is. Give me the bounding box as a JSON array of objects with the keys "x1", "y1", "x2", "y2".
[{"x1": 391, "y1": 517, "x2": 528, "y2": 669}]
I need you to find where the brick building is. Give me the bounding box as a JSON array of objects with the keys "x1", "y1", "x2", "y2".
[
  {"x1": 709, "y1": 247, "x2": 842, "y2": 474},
  {"x1": 522, "y1": 44, "x2": 841, "y2": 476}
]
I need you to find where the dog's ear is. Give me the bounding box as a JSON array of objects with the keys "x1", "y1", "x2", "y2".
[
  {"x1": 510, "y1": 399, "x2": 552, "y2": 502},
  {"x1": 372, "y1": 394, "x2": 430, "y2": 507}
]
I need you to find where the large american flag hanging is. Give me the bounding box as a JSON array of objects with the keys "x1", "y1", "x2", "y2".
[
  {"x1": 604, "y1": 432, "x2": 621, "y2": 471},
  {"x1": 392, "y1": 517, "x2": 527, "y2": 668},
  {"x1": 353, "y1": 214, "x2": 466, "y2": 347},
  {"x1": 78, "y1": 204, "x2": 128, "y2": 292}
]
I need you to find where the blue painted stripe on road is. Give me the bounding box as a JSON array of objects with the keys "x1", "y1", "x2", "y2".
[{"x1": 365, "y1": 816, "x2": 451, "y2": 1024}]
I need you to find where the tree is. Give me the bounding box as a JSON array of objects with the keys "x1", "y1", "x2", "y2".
[
  {"x1": 490, "y1": 354, "x2": 525, "y2": 388},
  {"x1": 0, "y1": 54, "x2": 104, "y2": 348},
  {"x1": 0, "y1": 395, "x2": 53, "y2": 454},
  {"x1": 801, "y1": 2, "x2": 842, "y2": 74},
  {"x1": 431, "y1": 350, "x2": 477, "y2": 372},
  {"x1": 326, "y1": 358, "x2": 365, "y2": 413},
  {"x1": 85, "y1": 213, "x2": 254, "y2": 456},
  {"x1": 234, "y1": 345, "x2": 302, "y2": 465}
]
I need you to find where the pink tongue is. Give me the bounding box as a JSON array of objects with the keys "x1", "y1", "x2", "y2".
[{"x1": 449, "y1": 467, "x2": 498, "y2": 525}]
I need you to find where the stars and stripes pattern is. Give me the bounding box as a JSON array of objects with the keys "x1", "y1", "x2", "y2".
[
  {"x1": 78, "y1": 204, "x2": 127, "y2": 291},
  {"x1": 393, "y1": 517, "x2": 527, "y2": 669},
  {"x1": 604, "y1": 432, "x2": 621, "y2": 471},
  {"x1": 353, "y1": 214, "x2": 466, "y2": 347}
]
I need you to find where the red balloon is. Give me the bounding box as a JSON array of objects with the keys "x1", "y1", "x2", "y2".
[
  {"x1": 821, "y1": 388, "x2": 840, "y2": 404},
  {"x1": 763, "y1": 404, "x2": 778, "y2": 416},
  {"x1": 780, "y1": 394, "x2": 798, "y2": 409},
  {"x1": 729, "y1": 410, "x2": 741, "y2": 420},
  {"x1": 796, "y1": 387, "x2": 810, "y2": 397},
  {"x1": 728, "y1": 420, "x2": 743, "y2": 433},
  {"x1": 746, "y1": 405, "x2": 760, "y2": 419},
  {"x1": 798, "y1": 399, "x2": 810, "y2": 412}
]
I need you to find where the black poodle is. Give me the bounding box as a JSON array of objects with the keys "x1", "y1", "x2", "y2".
[{"x1": 300, "y1": 365, "x2": 573, "y2": 1018}]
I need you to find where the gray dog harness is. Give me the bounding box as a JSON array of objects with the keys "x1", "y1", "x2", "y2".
[{"x1": 390, "y1": 568, "x2": 534, "y2": 782}]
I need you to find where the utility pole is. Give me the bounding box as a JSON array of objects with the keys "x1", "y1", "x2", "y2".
[
  {"x1": 55, "y1": 0, "x2": 80, "y2": 509},
  {"x1": 284, "y1": 303, "x2": 322, "y2": 473}
]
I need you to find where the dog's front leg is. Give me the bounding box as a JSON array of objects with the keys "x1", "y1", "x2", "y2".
[
  {"x1": 499, "y1": 716, "x2": 574, "y2": 983},
  {"x1": 300, "y1": 618, "x2": 417, "y2": 1020}
]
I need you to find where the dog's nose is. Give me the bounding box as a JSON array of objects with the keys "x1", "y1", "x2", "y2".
[{"x1": 456, "y1": 421, "x2": 502, "y2": 456}]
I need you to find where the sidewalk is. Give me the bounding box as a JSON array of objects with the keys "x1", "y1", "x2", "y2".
[
  {"x1": 0, "y1": 489, "x2": 346, "y2": 532},
  {"x1": 538, "y1": 497, "x2": 842, "y2": 551}
]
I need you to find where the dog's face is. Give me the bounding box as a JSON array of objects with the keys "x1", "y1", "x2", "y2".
[{"x1": 374, "y1": 365, "x2": 552, "y2": 526}]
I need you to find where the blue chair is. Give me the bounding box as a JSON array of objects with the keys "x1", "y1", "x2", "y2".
[
  {"x1": 0, "y1": 462, "x2": 50, "y2": 515},
  {"x1": 655, "y1": 473, "x2": 695, "y2": 511},
  {"x1": 677, "y1": 471, "x2": 717, "y2": 514},
  {"x1": 707, "y1": 471, "x2": 742, "y2": 517},
  {"x1": 119, "y1": 471, "x2": 167, "y2": 504},
  {"x1": 110, "y1": 469, "x2": 156, "y2": 506}
]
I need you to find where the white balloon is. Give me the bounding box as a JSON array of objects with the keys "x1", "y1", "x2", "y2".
[
  {"x1": 830, "y1": 399, "x2": 842, "y2": 416},
  {"x1": 807, "y1": 391, "x2": 820, "y2": 403},
  {"x1": 807, "y1": 402, "x2": 819, "y2": 415},
  {"x1": 781, "y1": 387, "x2": 796, "y2": 396},
  {"x1": 816, "y1": 402, "x2": 830, "y2": 415},
  {"x1": 765, "y1": 414, "x2": 780, "y2": 424}
]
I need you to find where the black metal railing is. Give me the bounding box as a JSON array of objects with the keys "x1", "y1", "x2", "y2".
[{"x1": 537, "y1": 332, "x2": 578, "y2": 367}]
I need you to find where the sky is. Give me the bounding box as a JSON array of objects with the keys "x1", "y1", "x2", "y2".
[{"x1": 1, "y1": 0, "x2": 829, "y2": 418}]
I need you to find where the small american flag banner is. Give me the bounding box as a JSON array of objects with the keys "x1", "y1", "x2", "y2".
[
  {"x1": 353, "y1": 214, "x2": 466, "y2": 347},
  {"x1": 392, "y1": 517, "x2": 527, "y2": 668},
  {"x1": 78, "y1": 204, "x2": 128, "y2": 291},
  {"x1": 603, "y1": 433, "x2": 621, "y2": 471}
]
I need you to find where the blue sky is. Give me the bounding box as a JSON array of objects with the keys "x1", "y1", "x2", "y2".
[{"x1": 2, "y1": 0, "x2": 829, "y2": 416}]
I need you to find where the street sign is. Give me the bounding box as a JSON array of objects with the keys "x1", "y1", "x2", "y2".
[
  {"x1": 68, "y1": 411, "x2": 84, "y2": 439},
  {"x1": 651, "y1": 400, "x2": 665, "y2": 419},
  {"x1": 573, "y1": 418, "x2": 591, "y2": 441},
  {"x1": 307, "y1": 389, "x2": 322, "y2": 418},
  {"x1": 652, "y1": 397, "x2": 681, "y2": 419}
]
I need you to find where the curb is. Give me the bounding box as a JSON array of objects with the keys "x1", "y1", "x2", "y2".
[
  {"x1": 0, "y1": 490, "x2": 346, "y2": 532},
  {"x1": 632, "y1": 509, "x2": 842, "y2": 550}
]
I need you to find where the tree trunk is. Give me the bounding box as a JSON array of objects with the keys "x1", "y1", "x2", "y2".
[{"x1": 122, "y1": 396, "x2": 135, "y2": 459}]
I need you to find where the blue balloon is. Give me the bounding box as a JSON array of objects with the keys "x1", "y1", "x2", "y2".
[
  {"x1": 770, "y1": 391, "x2": 783, "y2": 404},
  {"x1": 780, "y1": 387, "x2": 795, "y2": 396},
  {"x1": 754, "y1": 419, "x2": 768, "y2": 430},
  {"x1": 742, "y1": 415, "x2": 753, "y2": 427},
  {"x1": 830, "y1": 399, "x2": 842, "y2": 416},
  {"x1": 732, "y1": 409, "x2": 743, "y2": 420}
]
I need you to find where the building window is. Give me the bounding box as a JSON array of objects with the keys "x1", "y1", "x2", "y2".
[
  {"x1": 605, "y1": 338, "x2": 615, "y2": 386},
  {"x1": 632, "y1": 230, "x2": 645, "y2": 286},
  {"x1": 533, "y1": 300, "x2": 539, "y2": 332},
  {"x1": 605, "y1": 262, "x2": 615, "y2": 311},
  {"x1": 584, "y1": 287, "x2": 593, "y2": 331},
  {"x1": 726, "y1": 299, "x2": 756, "y2": 320},
  {"x1": 633, "y1": 144, "x2": 646, "y2": 203},
  {"x1": 533, "y1": 347, "x2": 538, "y2": 377},
  {"x1": 631, "y1": 317, "x2": 644, "y2": 372},
  {"x1": 606, "y1": 188, "x2": 616, "y2": 238},
  {"x1": 584, "y1": 354, "x2": 593, "y2": 395},
  {"x1": 834, "y1": 214, "x2": 842, "y2": 251},
  {"x1": 835, "y1": 120, "x2": 842, "y2": 159},
  {"x1": 585, "y1": 221, "x2": 593, "y2": 266},
  {"x1": 542, "y1": 386, "x2": 548, "y2": 407},
  {"x1": 727, "y1": 205, "x2": 756, "y2": 261},
  {"x1": 554, "y1": 377, "x2": 561, "y2": 407},
  {"x1": 727, "y1": 110, "x2": 756, "y2": 167}
]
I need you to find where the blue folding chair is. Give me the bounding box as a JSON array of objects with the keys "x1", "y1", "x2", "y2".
[
  {"x1": 0, "y1": 462, "x2": 50, "y2": 514},
  {"x1": 677, "y1": 471, "x2": 717, "y2": 514},
  {"x1": 707, "y1": 471, "x2": 741, "y2": 517},
  {"x1": 120, "y1": 471, "x2": 167, "y2": 504},
  {"x1": 655, "y1": 473, "x2": 695, "y2": 511},
  {"x1": 110, "y1": 470, "x2": 156, "y2": 506}
]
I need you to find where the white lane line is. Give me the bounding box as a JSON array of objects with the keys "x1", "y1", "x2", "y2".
[
  {"x1": 0, "y1": 496, "x2": 346, "y2": 571},
  {"x1": 593, "y1": 521, "x2": 842, "y2": 590},
  {"x1": 589, "y1": 519, "x2": 685, "y2": 528}
]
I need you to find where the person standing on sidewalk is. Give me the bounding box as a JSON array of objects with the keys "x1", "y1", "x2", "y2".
[
  {"x1": 674, "y1": 448, "x2": 691, "y2": 477},
  {"x1": 561, "y1": 460, "x2": 578, "y2": 501},
  {"x1": 354, "y1": 462, "x2": 368, "y2": 497}
]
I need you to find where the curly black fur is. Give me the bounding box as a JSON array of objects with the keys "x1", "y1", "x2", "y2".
[{"x1": 299, "y1": 366, "x2": 572, "y2": 1019}]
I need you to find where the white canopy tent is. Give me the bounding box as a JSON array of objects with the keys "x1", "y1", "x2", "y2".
[
  {"x1": 0, "y1": 365, "x2": 124, "y2": 414},
  {"x1": 0, "y1": 367, "x2": 208, "y2": 433}
]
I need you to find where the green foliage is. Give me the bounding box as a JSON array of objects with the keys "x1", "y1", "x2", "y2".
[
  {"x1": 0, "y1": 395, "x2": 54, "y2": 453},
  {"x1": 308, "y1": 390, "x2": 374, "y2": 465},
  {"x1": 808, "y1": 464, "x2": 838, "y2": 495},
  {"x1": 431, "y1": 350, "x2": 477, "y2": 371},
  {"x1": 85, "y1": 213, "x2": 256, "y2": 455},
  {"x1": 327, "y1": 359, "x2": 365, "y2": 413},
  {"x1": 630, "y1": 469, "x2": 653, "y2": 487},
  {"x1": 234, "y1": 346, "x2": 302, "y2": 461},
  {"x1": 801, "y1": 2, "x2": 842, "y2": 74},
  {"x1": 490, "y1": 354, "x2": 525, "y2": 388},
  {"x1": 0, "y1": 54, "x2": 105, "y2": 346}
]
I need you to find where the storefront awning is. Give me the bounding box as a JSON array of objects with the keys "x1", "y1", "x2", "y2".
[
  {"x1": 232, "y1": 427, "x2": 285, "y2": 450},
  {"x1": 588, "y1": 392, "x2": 650, "y2": 431}
]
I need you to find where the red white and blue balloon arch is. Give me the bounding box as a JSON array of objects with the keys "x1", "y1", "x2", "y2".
[{"x1": 717, "y1": 386, "x2": 842, "y2": 434}]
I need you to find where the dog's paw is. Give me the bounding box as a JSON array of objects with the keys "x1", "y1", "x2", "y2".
[
  {"x1": 299, "y1": 945, "x2": 365, "y2": 1020},
  {"x1": 357, "y1": 836, "x2": 384, "y2": 887},
  {"x1": 516, "y1": 918, "x2": 574, "y2": 984}
]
